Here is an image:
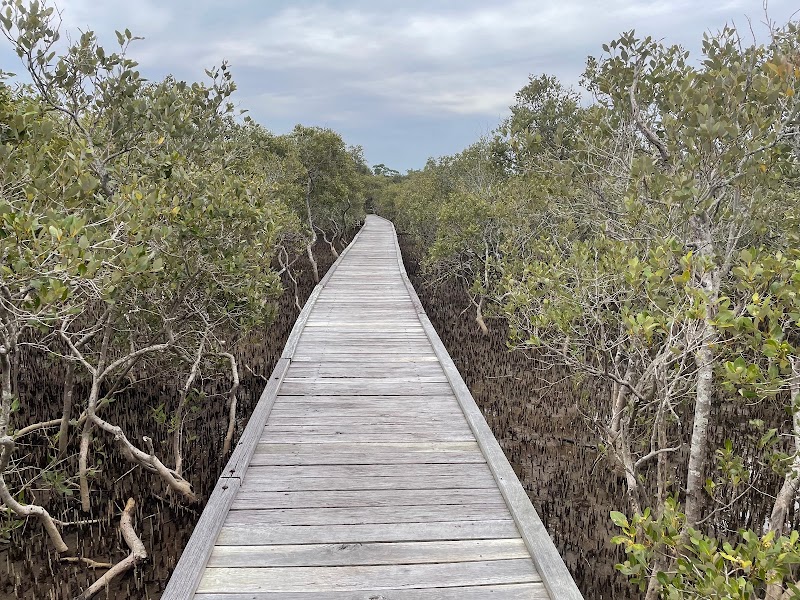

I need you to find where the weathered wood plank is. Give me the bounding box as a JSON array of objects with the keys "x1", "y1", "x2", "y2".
[
  {"x1": 261, "y1": 425, "x2": 473, "y2": 437},
  {"x1": 216, "y1": 520, "x2": 521, "y2": 545},
  {"x1": 268, "y1": 407, "x2": 460, "y2": 417},
  {"x1": 296, "y1": 337, "x2": 432, "y2": 344},
  {"x1": 266, "y1": 410, "x2": 462, "y2": 421},
  {"x1": 269, "y1": 406, "x2": 461, "y2": 415},
  {"x1": 303, "y1": 322, "x2": 424, "y2": 328},
  {"x1": 225, "y1": 503, "x2": 512, "y2": 526},
  {"x1": 231, "y1": 488, "x2": 506, "y2": 510},
  {"x1": 250, "y1": 451, "x2": 486, "y2": 466},
  {"x1": 194, "y1": 583, "x2": 549, "y2": 600},
  {"x1": 244, "y1": 463, "x2": 492, "y2": 479},
  {"x1": 196, "y1": 559, "x2": 539, "y2": 593},
  {"x1": 264, "y1": 411, "x2": 464, "y2": 421},
  {"x1": 262, "y1": 420, "x2": 466, "y2": 431},
  {"x1": 282, "y1": 377, "x2": 448, "y2": 385},
  {"x1": 206, "y1": 539, "x2": 528, "y2": 567},
  {"x1": 253, "y1": 441, "x2": 481, "y2": 454},
  {"x1": 284, "y1": 371, "x2": 445, "y2": 380},
  {"x1": 273, "y1": 394, "x2": 459, "y2": 403},
  {"x1": 286, "y1": 366, "x2": 444, "y2": 377},
  {"x1": 278, "y1": 382, "x2": 454, "y2": 395},
  {"x1": 291, "y1": 355, "x2": 440, "y2": 362},
  {"x1": 256, "y1": 433, "x2": 476, "y2": 444},
  {"x1": 240, "y1": 474, "x2": 498, "y2": 492},
  {"x1": 292, "y1": 338, "x2": 432, "y2": 344}
]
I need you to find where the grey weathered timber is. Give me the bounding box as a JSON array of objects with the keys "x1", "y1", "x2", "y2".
[
  {"x1": 163, "y1": 215, "x2": 582, "y2": 600},
  {"x1": 193, "y1": 586, "x2": 548, "y2": 600},
  {"x1": 195, "y1": 559, "x2": 539, "y2": 593},
  {"x1": 205, "y1": 539, "x2": 530, "y2": 567}
]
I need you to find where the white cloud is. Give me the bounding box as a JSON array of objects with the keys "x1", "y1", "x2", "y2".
[
  {"x1": 3, "y1": 0, "x2": 798, "y2": 169},
  {"x1": 55, "y1": 0, "x2": 174, "y2": 34}
]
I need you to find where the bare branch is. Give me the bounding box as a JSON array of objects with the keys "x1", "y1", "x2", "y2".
[
  {"x1": 91, "y1": 415, "x2": 197, "y2": 503},
  {"x1": 629, "y1": 59, "x2": 669, "y2": 164},
  {"x1": 77, "y1": 498, "x2": 147, "y2": 600},
  {"x1": 635, "y1": 445, "x2": 683, "y2": 469},
  {"x1": 0, "y1": 437, "x2": 68, "y2": 553},
  {"x1": 219, "y1": 351, "x2": 240, "y2": 456}
]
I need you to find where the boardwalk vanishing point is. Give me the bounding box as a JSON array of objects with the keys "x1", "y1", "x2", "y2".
[{"x1": 162, "y1": 215, "x2": 584, "y2": 599}]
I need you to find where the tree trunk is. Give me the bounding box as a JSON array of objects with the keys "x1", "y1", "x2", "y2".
[
  {"x1": 221, "y1": 352, "x2": 240, "y2": 456},
  {"x1": 306, "y1": 242, "x2": 320, "y2": 284},
  {"x1": 765, "y1": 359, "x2": 800, "y2": 600},
  {"x1": 0, "y1": 352, "x2": 12, "y2": 438},
  {"x1": 58, "y1": 363, "x2": 75, "y2": 458},
  {"x1": 609, "y1": 370, "x2": 643, "y2": 517},
  {"x1": 174, "y1": 337, "x2": 205, "y2": 479},
  {"x1": 305, "y1": 176, "x2": 320, "y2": 283},
  {"x1": 684, "y1": 325, "x2": 714, "y2": 529},
  {"x1": 475, "y1": 297, "x2": 488, "y2": 336},
  {"x1": 79, "y1": 381, "x2": 101, "y2": 513},
  {"x1": 644, "y1": 554, "x2": 669, "y2": 600},
  {"x1": 684, "y1": 216, "x2": 718, "y2": 530},
  {"x1": 79, "y1": 321, "x2": 114, "y2": 513}
]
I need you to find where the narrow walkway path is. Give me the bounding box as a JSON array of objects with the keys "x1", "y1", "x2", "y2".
[{"x1": 164, "y1": 215, "x2": 582, "y2": 599}]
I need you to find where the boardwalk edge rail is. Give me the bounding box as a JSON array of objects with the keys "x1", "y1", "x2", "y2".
[
  {"x1": 379, "y1": 215, "x2": 585, "y2": 600},
  {"x1": 161, "y1": 224, "x2": 368, "y2": 599}
]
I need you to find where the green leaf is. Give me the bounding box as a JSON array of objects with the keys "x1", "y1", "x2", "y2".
[{"x1": 610, "y1": 511, "x2": 629, "y2": 528}]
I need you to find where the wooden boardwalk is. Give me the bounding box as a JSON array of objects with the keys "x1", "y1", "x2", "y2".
[{"x1": 163, "y1": 215, "x2": 583, "y2": 599}]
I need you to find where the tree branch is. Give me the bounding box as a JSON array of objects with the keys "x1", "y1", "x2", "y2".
[
  {"x1": 629, "y1": 60, "x2": 669, "y2": 164},
  {"x1": 0, "y1": 436, "x2": 68, "y2": 553},
  {"x1": 77, "y1": 498, "x2": 147, "y2": 599}
]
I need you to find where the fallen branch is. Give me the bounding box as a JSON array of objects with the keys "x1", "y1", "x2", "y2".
[
  {"x1": 91, "y1": 415, "x2": 197, "y2": 503},
  {"x1": 54, "y1": 517, "x2": 102, "y2": 527},
  {"x1": 62, "y1": 556, "x2": 113, "y2": 569},
  {"x1": 244, "y1": 363, "x2": 267, "y2": 382},
  {"x1": 0, "y1": 436, "x2": 69, "y2": 553},
  {"x1": 77, "y1": 498, "x2": 147, "y2": 600}
]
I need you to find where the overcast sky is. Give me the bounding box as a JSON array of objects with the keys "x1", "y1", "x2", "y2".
[{"x1": 1, "y1": 1, "x2": 797, "y2": 172}]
